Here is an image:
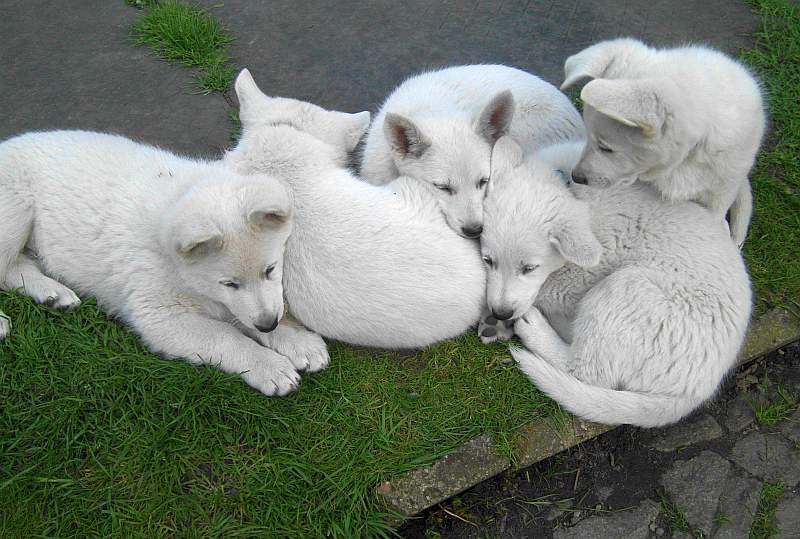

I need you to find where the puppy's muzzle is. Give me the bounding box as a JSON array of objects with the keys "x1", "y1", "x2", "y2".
[{"x1": 254, "y1": 315, "x2": 280, "y2": 333}]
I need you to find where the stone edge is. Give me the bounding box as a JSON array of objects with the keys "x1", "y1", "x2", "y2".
[{"x1": 376, "y1": 307, "x2": 800, "y2": 517}]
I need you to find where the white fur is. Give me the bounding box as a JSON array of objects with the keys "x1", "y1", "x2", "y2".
[
  {"x1": 0, "y1": 130, "x2": 323, "y2": 396},
  {"x1": 361, "y1": 64, "x2": 585, "y2": 237},
  {"x1": 482, "y1": 138, "x2": 752, "y2": 427},
  {"x1": 225, "y1": 70, "x2": 486, "y2": 348},
  {"x1": 562, "y1": 38, "x2": 766, "y2": 246}
]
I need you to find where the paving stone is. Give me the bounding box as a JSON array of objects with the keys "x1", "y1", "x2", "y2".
[
  {"x1": 0, "y1": 0, "x2": 230, "y2": 156},
  {"x1": 779, "y1": 408, "x2": 800, "y2": 444},
  {"x1": 661, "y1": 451, "x2": 731, "y2": 536},
  {"x1": 651, "y1": 414, "x2": 724, "y2": 452},
  {"x1": 730, "y1": 432, "x2": 800, "y2": 487},
  {"x1": 553, "y1": 499, "x2": 660, "y2": 539},
  {"x1": 775, "y1": 493, "x2": 800, "y2": 538},
  {"x1": 712, "y1": 472, "x2": 762, "y2": 538},
  {"x1": 723, "y1": 393, "x2": 756, "y2": 433}
]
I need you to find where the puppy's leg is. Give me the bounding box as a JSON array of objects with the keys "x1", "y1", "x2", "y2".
[
  {"x1": 728, "y1": 180, "x2": 752, "y2": 248},
  {"x1": 513, "y1": 307, "x2": 574, "y2": 370},
  {"x1": 478, "y1": 307, "x2": 514, "y2": 344},
  {"x1": 0, "y1": 311, "x2": 10, "y2": 341},
  {"x1": 134, "y1": 311, "x2": 300, "y2": 396},
  {"x1": 257, "y1": 314, "x2": 330, "y2": 373},
  {"x1": 2, "y1": 253, "x2": 81, "y2": 311}
]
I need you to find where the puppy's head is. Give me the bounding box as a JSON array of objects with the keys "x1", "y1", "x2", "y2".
[
  {"x1": 567, "y1": 78, "x2": 691, "y2": 188},
  {"x1": 163, "y1": 171, "x2": 293, "y2": 334},
  {"x1": 383, "y1": 90, "x2": 515, "y2": 239},
  {"x1": 233, "y1": 68, "x2": 370, "y2": 155},
  {"x1": 481, "y1": 138, "x2": 601, "y2": 320},
  {"x1": 561, "y1": 40, "x2": 696, "y2": 190}
]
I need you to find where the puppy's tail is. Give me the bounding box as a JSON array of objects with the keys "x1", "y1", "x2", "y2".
[{"x1": 511, "y1": 348, "x2": 699, "y2": 428}]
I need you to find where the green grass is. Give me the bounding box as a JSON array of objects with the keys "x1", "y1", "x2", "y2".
[
  {"x1": 0, "y1": 293, "x2": 557, "y2": 537},
  {"x1": 750, "y1": 481, "x2": 785, "y2": 538},
  {"x1": 751, "y1": 386, "x2": 798, "y2": 426},
  {"x1": 660, "y1": 499, "x2": 692, "y2": 534},
  {"x1": 131, "y1": 1, "x2": 236, "y2": 95},
  {"x1": 740, "y1": 0, "x2": 800, "y2": 312}
]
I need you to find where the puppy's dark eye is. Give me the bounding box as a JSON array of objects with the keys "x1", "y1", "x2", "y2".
[
  {"x1": 434, "y1": 183, "x2": 455, "y2": 195},
  {"x1": 598, "y1": 144, "x2": 614, "y2": 154},
  {"x1": 477, "y1": 177, "x2": 489, "y2": 189},
  {"x1": 482, "y1": 255, "x2": 494, "y2": 267},
  {"x1": 521, "y1": 264, "x2": 539, "y2": 275},
  {"x1": 264, "y1": 264, "x2": 276, "y2": 280},
  {"x1": 220, "y1": 280, "x2": 240, "y2": 289}
]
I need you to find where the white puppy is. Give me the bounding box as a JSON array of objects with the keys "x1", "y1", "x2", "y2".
[
  {"x1": 561, "y1": 38, "x2": 766, "y2": 246},
  {"x1": 481, "y1": 138, "x2": 752, "y2": 427},
  {"x1": 0, "y1": 130, "x2": 322, "y2": 395},
  {"x1": 225, "y1": 70, "x2": 486, "y2": 349},
  {"x1": 361, "y1": 64, "x2": 585, "y2": 238}
]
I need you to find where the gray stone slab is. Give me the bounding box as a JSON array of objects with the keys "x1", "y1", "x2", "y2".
[
  {"x1": 651, "y1": 414, "x2": 724, "y2": 452},
  {"x1": 194, "y1": 0, "x2": 756, "y2": 114},
  {"x1": 375, "y1": 435, "x2": 510, "y2": 516},
  {"x1": 661, "y1": 451, "x2": 731, "y2": 536},
  {"x1": 775, "y1": 494, "x2": 800, "y2": 539},
  {"x1": 724, "y1": 392, "x2": 756, "y2": 433},
  {"x1": 730, "y1": 432, "x2": 800, "y2": 487},
  {"x1": 553, "y1": 499, "x2": 660, "y2": 539},
  {"x1": 780, "y1": 408, "x2": 800, "y2": 444},
  {"x1": 0, "y1": 0, "x2": 230, "y2": 157},
  {"x1": 713, "y1": 473, "x2": 762, "y2": 539}
]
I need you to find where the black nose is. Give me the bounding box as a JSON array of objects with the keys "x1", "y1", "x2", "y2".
[
  {"x1": 461, "y1": 224, "x2": 483, "y2": 238},
  {"x1": 571, "y1": 171, "x2": 588, "y2": 185},
  {"x1": 254, "y1": 316, "x2": 279, "y2": 333},
  {"x1": 491, "y1": 308, "x2": 514, "y2": 321}
]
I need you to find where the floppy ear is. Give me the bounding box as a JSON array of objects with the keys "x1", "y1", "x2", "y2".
[
  {"x1": 475, "y1": 90, "x2": 515, "y2": 143},
  {"x1": 235, "y1": 68, "x2": 269, "y2": 125},
  {"x1": 561, "y1": 39, "x2": 647, "y2": 90},
  {"x1": 335, "y1": 110, "x2": 371, "y2": 153},
  {"x1": 174, "y1": 222, "x2": 223, "y2": 257},
  {"x1": 248, "y1": 207, "x2": 290, "y2": 230},
  {"x1": 581, "y1": 78, "x2": 674, "y2": 138},
  {"x1": 548, "y1": 203, "x2": 601, "y2": 267},
  {"x1": 383, "y1": 113, "x2": 430, "y2": 158}
]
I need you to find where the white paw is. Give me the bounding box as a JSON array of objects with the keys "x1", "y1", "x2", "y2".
[
  {"x1": 28, "y1": 282, "x2": 81, "y2": 311},
  {"x1": 242, "y1": 352, "x2": 301, "y2": 397},
  {"x1": 0, "y1": 313, "x2": 10, "y2": 341},
  {"x1": 275, "y1": 328, "x2": 330, "y2": 373},
  {"x1": 478, "y1": 314, "x2": 514, "y2": 344},
  {"x1": 514, "y1": 308, "x2": 548, "y2": 351}
]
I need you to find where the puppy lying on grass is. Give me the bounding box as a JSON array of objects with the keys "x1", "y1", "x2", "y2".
[{"x1": 0, "y1": 130, "x2": 325, "y2": 395}]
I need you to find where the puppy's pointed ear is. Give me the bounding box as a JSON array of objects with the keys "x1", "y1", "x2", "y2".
[
  {"x1": 335, "y1": 110, "x2": 371, "y2": 153},
  {"x1": 581, "y1": 78, "x2": 675, "y2": 138},
  {"x1": 175, "y1": 222, "x2": 223, "y2": 257},
  {"x1": 475, "y1": 90, "x2": 515, "y2": 143},
  {"x1": 562, "y1": 39, "x2": 646, "y2": 90},
  {"x1": 235, "y1": 69, "x2": 268, "y2": 125},
  {"x1": 384, "y1": 113, "x2": 430, "y2": 158},
  {"x1": 490, "y1": 135, "x2": 523, "y2": 177},
  {"x1": 549, "y1": 202, "x2": 601, "y2": 267}
]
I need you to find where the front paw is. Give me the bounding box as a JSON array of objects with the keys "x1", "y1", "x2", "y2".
[
  {"x1": 242, "y1": 352, "x2": 300, "y2": 397},
  {"x1": 513, "y1": 308, "x2": 549, "y2": 352},
  {"x1": 286, "y1": 329, "x2": 330, "y2": 373},
  {"x1": 266, "y1": 325, "x2": 330, "y2": 373},
  {"x1": 478, "y1": 315, "x2": 514, "y2": 344}
]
